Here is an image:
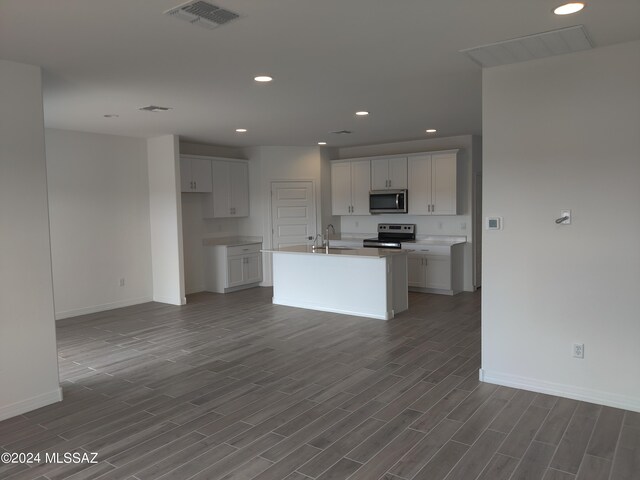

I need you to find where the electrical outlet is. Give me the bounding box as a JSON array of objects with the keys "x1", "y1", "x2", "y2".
[
  {"x1": 355, "y1": 221, "x2": 359, "y2": 228},
  {"x1": 573, "y1": 343, "x2": 584, "y2": 359},
  {"x1": 460, "y1": 222, "x2": 467, "y2": 230},
  {"x1": 119, "y1": 278, "x2": 125, "y2": 287}
]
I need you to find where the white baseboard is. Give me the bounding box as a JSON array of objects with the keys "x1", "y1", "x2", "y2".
[
  {"x1": 153, "y1": 295, "x2": 187, "y2": 305},
  {"x1": 0, "y1": 387, "x2": 63, "y2": 422},
  {"x1": 273, "y1": 296, "x2": 391, "y2": 320},
  {"x1": 55, "y1": 296, "x2": 153, "y2": 320},
  {"x1": 479, "y1": 369, "x2": 640, "y2": 413}
]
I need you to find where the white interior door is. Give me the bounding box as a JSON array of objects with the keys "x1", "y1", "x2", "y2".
[{"x1": 271, "y1": 181, "x2": 317, "y2": 249}]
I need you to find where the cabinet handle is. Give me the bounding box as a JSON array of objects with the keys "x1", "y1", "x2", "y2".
[{"x1": 194, "y1": 181, "x2": 197, "y2": 190}]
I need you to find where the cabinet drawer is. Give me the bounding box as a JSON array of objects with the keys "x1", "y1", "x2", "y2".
[
  {"x1": 227, "y1": 243, "x2": 261, "y2": 257},
  {"x1": 406, "y1": 245, "x2": 450, "y2": 256}
]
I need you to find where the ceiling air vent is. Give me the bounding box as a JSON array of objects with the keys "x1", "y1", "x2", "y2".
[
  {"x1": 461, "y1": 25, "x2": 593, "y2": 68},
  {"x1": 165, "y1": 1, "x2": 240, "y2": 30},
  {"x1": 331, "y1": 130, "x2": 352, "y2": 135},
  {"x1": 139, "y1": 105, "x2": 172, "y2": 112}
]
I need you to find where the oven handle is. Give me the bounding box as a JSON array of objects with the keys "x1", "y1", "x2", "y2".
[{"x1": 395, "y1": 193, "x2": 400, "y2": 209}]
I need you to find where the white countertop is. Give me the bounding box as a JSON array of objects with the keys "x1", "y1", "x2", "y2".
[
  {"x1": 202, "y1": 236, "x2": 263, "y2": 247},
  {"x1": 262, "y1": 245, "x2": 408, "y2": 258},
  {"x1": 328, "y1": 234, "x2": 467, "y2": 247}
]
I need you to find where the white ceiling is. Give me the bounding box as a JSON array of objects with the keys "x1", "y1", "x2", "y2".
[{"x1": 1, "y1": 0, "x2": 638, "y2": 148}]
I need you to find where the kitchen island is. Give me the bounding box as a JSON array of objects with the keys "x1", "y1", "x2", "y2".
[{"x1": 263, "y1": 245, "x2": 408, "y2": 320}]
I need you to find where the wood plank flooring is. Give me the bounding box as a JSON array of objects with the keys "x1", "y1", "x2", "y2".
[{"x1": 1, "y1": 288, "x2": 638, "y2": 480}]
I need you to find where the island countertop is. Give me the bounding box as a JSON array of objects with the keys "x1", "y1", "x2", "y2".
[{"x1": 262, "y1": 245, "x2": 408, "y2": 258}]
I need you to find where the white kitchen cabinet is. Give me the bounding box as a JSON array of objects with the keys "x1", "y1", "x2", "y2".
[
  {"x1": 180, "y1": 156, "x2": 213, "y2": 193},
  {"x1": 407, "y1": 243, "x2": 463, "y2": 295},
  {"x1": 204, "y1": 242, "x2": 262, "y2": 293},
  {"x1": 408, "y1": 151, "x2": 458, "y2": 215},
  {"x1": 331, "y1": 159, "x2": 370, "y2": 215},
  {"x1": 203, "y1": 160, "x2": 249, "y2": 218},
  {"x1": 371, "y1": 157, "x2": 407, "y2": 190}
]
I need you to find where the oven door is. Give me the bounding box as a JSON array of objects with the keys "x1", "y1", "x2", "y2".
[{"x1": 369, "y1": 190, "x2": 408, "y2": 214}]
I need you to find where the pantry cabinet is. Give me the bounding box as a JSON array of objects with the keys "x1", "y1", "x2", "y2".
[
  {"x1": 408, "y1": 151, "x2": 458, "y2": 215},
  {"x1": 371, "y1": 157, "x2": 407, "y2": 190},
  {"x1": 180, "y1": 156, "x2": 213, "y2": 193},
  {"x1": 203, "y1": 160, "x2": 249, "y2": 218},
  {"x1": 331, "y1": 159, "x2": 371, "y2": 215}
]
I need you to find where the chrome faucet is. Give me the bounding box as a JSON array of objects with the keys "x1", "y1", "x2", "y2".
[{"x1": 325, "y1": 224, "x2": 335, "y2": 250}]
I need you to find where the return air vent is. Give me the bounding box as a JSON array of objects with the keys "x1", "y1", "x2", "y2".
[
  {"x1": 461, "y1": 25, "x2": 593, "y2": 68},
  {"x1": 139, "y1": 105, "x2": 172, "y2": 112},
  {"x1": 331, "y1": 130, "x2": 352, "y2": 135},
  {"x1": 165, "y1": 1, "x2": 240, "y2": 30}
]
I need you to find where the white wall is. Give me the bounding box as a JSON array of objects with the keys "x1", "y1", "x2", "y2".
[
  {"x1": 45, "y1": 129, "x2": 153, "y2": 318},
  {"x1": 241, "y1": 146, "x2": 324, "y2": 285},
  {"x1": 336, "y1": 135, "x2": 481, "y2": 291},
  {"x1": 482, "y1": 41, "x2": 640, "y2": 411},
  {"x1": 147, "y1": 135, "x2": 186, "y2": 305},
  {"x1": 0, "y1": 59, "x2": 61, "y2": 420}
]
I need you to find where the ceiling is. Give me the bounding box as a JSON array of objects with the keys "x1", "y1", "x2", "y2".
[{"x1": 1, "y1": 1, "x2": 638, "y2": 148}]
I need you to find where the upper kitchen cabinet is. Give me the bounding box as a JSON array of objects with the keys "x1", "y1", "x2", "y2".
[
  {"x1": 331, "y1": 159, "x2": 371, "y2": 215},
  {"x1": 408, "y1": 150, "x2": 459, "y2": 215},
  {"x1": 371, "y1": 157, "x2": 407, "y2": 190},
  {"x1": 180, "y1": 156, "x2": 213, "y2": 193},
  {"x1": 203, "y1": 159, "x2": 249, "y2": 218}
]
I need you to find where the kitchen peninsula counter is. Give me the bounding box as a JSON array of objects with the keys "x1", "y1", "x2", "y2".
[{"x1": 263, "y1": 245, "x2": 408, "y2": 320}]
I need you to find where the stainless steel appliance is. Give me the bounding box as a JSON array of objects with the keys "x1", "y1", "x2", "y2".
[
  {"x1": 369, "y1": 189, "x2": 408, "y2": 214},
  {"x1": 363, "y1": 223, "x2": 416, "y2": 249}
]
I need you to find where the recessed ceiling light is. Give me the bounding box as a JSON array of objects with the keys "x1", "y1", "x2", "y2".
[
  {"x1": 254, "y1": 76, "x2": 273, "y2": 82},
  {"x1": 235, "y1": 128, "x2": 247, "y2": 133},
  {"x1": 103, "y1": 114, "x2": 119, "y2": 118},
  {"x1": 426, "y1": 129, "x2": 437, "y2": 133},
  {"x1": 553, "y1": 3, "x2": 585, "y2": 15},
  {"x1": 318, "y1": 142, "x2": 327, "y2": 145},
  {"x1": 355, "y1": 111, "x2": 369, "y2": 116}
]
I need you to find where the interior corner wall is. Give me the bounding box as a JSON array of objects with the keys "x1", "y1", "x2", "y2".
[
  {"x1": 481, "y1": 40, "x2": 640, "y2": 411},
  {"x1": 241, "y1": 146, "x2": 323, "y2": 286},
  {"x1": 45, "y1": 129, "x2": 153, "y2": 318},
  {"x1": 0, "y1": 59, "x2": 61, "y2": 420},
  {"x1": 147, "y1": 135, "x2": 186, "y2": 305}
]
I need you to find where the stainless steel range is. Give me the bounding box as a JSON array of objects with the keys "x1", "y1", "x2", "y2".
[{"x1": 363, "y1": 223, "x2": 416, "y2": 249}]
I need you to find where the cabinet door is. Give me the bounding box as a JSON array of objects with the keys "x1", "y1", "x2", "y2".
[
  {"x1": 229, "y1": 162, "x2": 249, "y2": 216},
  {"x1": 227, "y1": 255, "x2": 245, "y2": 288},
  {"x1": 190, "y1": 158, "x2": 213, "y2": 193},
  {"x1": 407, "y1": 254, "x2": 427, "y2": 288},
  {"x1": 211, "y1": 161, "x2": 231, "y2": 217},
  {"x1": 424, "y1": 255, "x2": 451, "y2": 290},
  {"x1": 180, "y1": 159, "x2": 193, "y2": 192},
  {"x1": 388, "y1": 157, "x2": 407, "y2": 189},
  {"x1": 431, "y1": 153, "x2": 457, "y2": 215},
  {"x1": 331, "y1": 162, "x2": 352, "y2": 215},
  {"x1": 408, "y1": 155, "x2": 432, "y2": 215},
  {"x1": 243, "y1": 253, "x2": 262, "y2": 284},
  {"x1": 370, "y1": 158, "x2": 389, "y2": 190},
  {"x1": 350, "y1": 160, "x2": 371, "y2": 215}
]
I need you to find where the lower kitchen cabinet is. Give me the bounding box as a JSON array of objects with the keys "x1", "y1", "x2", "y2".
[
  {"x1": 407, "y1": 244, "x2": 464, "y2": 295},
  {"x1": 204, "y1": 243, "x2": 262, "y2": 293}
]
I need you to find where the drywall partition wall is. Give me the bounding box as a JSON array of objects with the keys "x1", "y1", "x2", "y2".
[
  {"x1": 46, "y1": 129, "x2": 153, "y2": 319},
  {"x1": 482, "y1": 40, "x2": 640, "y2": 411},
  {"x1": 0, "y1": 59, "x2": 61, "y2": 420},
  {"x1": 336, "y1": 135, "x2": 480, "y2": 291},
  {"x1": 147, "y1": 135, "x2": 186, "y2": 305},
  {"x1": 240, "y1": 146, "x2": 323, "y2": 285}
]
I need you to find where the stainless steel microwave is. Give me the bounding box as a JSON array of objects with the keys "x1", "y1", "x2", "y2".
[{"x1": 369, "y1": 189, "x2": 408, "y2": 214}]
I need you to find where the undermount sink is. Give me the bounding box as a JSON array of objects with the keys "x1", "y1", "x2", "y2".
[{"x1": 311, "y1": 246, "x2": 355, "y2": 253}]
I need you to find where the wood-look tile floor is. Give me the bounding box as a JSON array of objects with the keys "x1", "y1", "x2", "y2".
[{"x1": 1, "y1": 288, "x2": 638, "y2": 480}]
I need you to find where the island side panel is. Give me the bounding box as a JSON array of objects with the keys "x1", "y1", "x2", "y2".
[
  {"x1": 391, "y1": 253, "x2": 409, "y2": 315},
  {"x1": 272, "y1": 253, "x2": 391, "y2": 320}
]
